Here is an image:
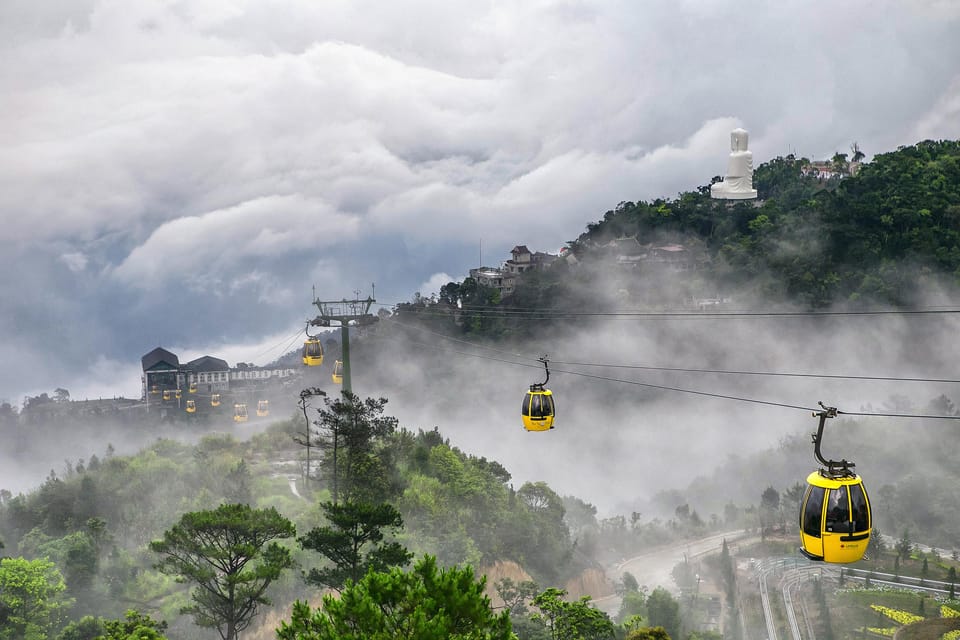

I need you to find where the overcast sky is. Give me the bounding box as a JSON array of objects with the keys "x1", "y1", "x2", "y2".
[{"x1": 2, "y1": 0, "x2": 959, "y2": 404}]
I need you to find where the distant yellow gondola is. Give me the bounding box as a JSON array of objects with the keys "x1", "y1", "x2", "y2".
[
  {"x1": 522, "y1": 356, "x2": 555, "y2": 431},
  {"x1": 522, "y1": 388, "x2": 555, "y2": 431},
  {"x1": 233, "y1": 403, "x2": 248, "y2": 423},
  {"x1": 188, "y1": 382, "x2": 197, "y2": 393},
  {"x1": 162, "y1": 389, "x2": 172, "y2": 401},
  {"x1": 211, "y1": 393, "x2": 221, "y2": 407},
  {"x1": 257, "y1": 400, "x2": 269, "y2": 417},
  {"x1": 175, "y1": 389, "x2": 182, "y2": 399},
  {"x1": 150, "y1": 385, "x2": 160, "y2": 395},
  {"x1": 303, "y1": 338, "x2": 324, "y2": 366},
  {"x1": 798, "y1": 405, "x2": 872, "y2": 564},
  {"x1": 185, "y1": 399, "x2": 196, "y2": 413},
  {"x1": 332, "y1": 360, "x2": 343, "y2": 384}
]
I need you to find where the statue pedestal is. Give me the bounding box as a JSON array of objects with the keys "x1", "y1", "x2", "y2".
[{"x1": 710, "y1": 178, "x2": 757, "y2": 200}]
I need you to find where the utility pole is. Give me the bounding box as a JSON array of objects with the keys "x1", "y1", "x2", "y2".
[{"x1": 308, "y1": 288, "x2": 378, "y2": 395}]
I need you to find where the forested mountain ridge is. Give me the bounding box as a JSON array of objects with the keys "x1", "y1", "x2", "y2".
[
  {"x1": 570, "y1": 139, "x2": 960, "y2": 308},
  {"x1": 406, "y1": 140, "x2": 960, "y2": 338}
]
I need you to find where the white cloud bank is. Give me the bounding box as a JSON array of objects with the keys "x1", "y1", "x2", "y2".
[{"x1": 1, "y1": 0, "x2": 958, "y2": 402}]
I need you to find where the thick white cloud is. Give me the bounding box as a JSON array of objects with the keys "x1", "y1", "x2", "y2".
[
  {"x1": 110, "y1": 193, "x2": 360, "y2": 287},
  {"x1": 1, "y1": 0, "x2": 959, "y2": 404},
  {"x1": 418, "y1": 272, "x2": 460, "y2": 298}
]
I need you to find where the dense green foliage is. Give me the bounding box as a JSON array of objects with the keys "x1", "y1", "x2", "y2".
[
  {"x1": 580, "y1": 140, "x2": 960, "y2": 307},
  {"x1": 56, "y1": 610, "x2": 169, "y2": 640},
  {"x1": 0, "y1": 400, "x2": 594, "y2": 637},
  {"x1": 391, "y1": 430, "x2": 575, "y2": 583},
  {"x1": 277, "y1": 554, "x2": 513, "y2": 640},
  {"x1": 0, "y1": 556, "x2": 72, "y2": 640},
  {"x1": 529, "y1": 587, "x2": 616, "y2": 640},
  {"x1": 299, "y1": 500, "x2": 413, "y2": 590},
  {"x1": 312, "y1": 392, "x2": 400, "y2": 504}
]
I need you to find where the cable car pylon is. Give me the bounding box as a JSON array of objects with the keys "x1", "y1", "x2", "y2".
[{"x1": 309, "y1": 286, "x2": 378, "y2": 395}]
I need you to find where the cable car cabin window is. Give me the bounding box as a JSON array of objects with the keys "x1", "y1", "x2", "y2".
[
  {"x1": 825, "y1": 486, "x2": 851, "y2": 533},
  {"x1": 802, "y1": 484, "x2": 825, "y2": 538},
  {"x1": 531, "y1": 394, "x2": 543, "y2": 417},
  {"x1": 523, "y1": 393, "x2": 553, "y2": 419},
  {"x1": 850, "y1": 482, "x2": 870, "y2": 532},
  {"x1": 542, "y1": 394, "x2": 555, "y2": 417}
]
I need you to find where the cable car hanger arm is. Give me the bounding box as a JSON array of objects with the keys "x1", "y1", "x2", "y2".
[
  {"x1": 530, "y1": 355, "x2": 550, "y2": 391},
  {"x1": 812, "y1": 402, "x2": 856, "y2": 476}
]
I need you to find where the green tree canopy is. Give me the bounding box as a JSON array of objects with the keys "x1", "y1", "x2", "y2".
[
  {"x1": 55, "y1": 610, "x2": 168, "y2": 640},
  {"x1": 150, "y1": 503, "x2": 295, "y2": 640},
  {"x1": 645, "y1": 587, "x2": 681, "y2": 640},
  {"x1": 299, "y1": 500, "x2": 412, "y2": 591},
  {"x1": 626, "y1": 626, "x2": 672, "y2": 640},
  {"x1": 494, "y1": 576, "x2": 539, "y2": 616},
  {"x1": 277, "y1": 554, "x2": 513, "y2": 640},
  {"x1": 0, "y1": 556, "x2": 73, "y2": 640},
  {"x1": 529, "y1": 587, "x2": 615, "y2": 640}
]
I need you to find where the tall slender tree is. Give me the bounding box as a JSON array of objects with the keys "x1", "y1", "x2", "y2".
[{"x1": 314, "y1": 392, "x2": 398, "y2": 504}]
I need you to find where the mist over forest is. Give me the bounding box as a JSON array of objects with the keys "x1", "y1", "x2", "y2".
[
  {"x1": 4, "y1": 1, "x2": 960, "y2": 637},
  {"x1": 6, "y1": 140, "x2": 960, "y2": 521},
  {"x1": 3, "y1": 139, "x2": 960, "y2": 640}
]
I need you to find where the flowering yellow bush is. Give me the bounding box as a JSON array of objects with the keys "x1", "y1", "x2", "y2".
[
  {"x1": 942, "y1": 605, "x2": 960, "y2": 618},
  {"x1": 867, "y1": 627, "x2": 897, "y2": 636},
  {"x1": 870, "y1": 605, "x2": 924, "y2": 625},
  {"x1": 942, "y1": 629, "x2": 960, "y2": 640}
]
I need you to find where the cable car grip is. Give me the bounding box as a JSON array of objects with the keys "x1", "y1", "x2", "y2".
[
  {"x1": 811, "y1": 402, "x2": 855, "y2": 477},
  {"x1": 530, "y1": 355, "x2": 550, "y2": 391}
]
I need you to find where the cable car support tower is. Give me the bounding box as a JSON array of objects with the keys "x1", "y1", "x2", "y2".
[{"x1": 309, "y1": 287, "x2": 378, "y2": 395}]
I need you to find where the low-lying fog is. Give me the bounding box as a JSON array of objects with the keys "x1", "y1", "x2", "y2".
[
  {"x1": 5, "y1": 284, "x2": 960, "y2": 522},
  {"x1": 352, "y1": 282, "x2": 960, "y2": 517}
]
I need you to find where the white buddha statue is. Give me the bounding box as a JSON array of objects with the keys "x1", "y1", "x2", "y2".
[{"x1": 710, "y1": 127, "x2": 758, "y2": 200}]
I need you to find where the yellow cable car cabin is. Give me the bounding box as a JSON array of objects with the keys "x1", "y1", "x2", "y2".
[
  {"x1": 175, "y1": 389, "x2": 182, "y2": 399},
  {"x1": 257, "y1": 400, "x2": 269, "y2": 417},
  {"x1": 150, "y1": 384, "x2": 160, "y2": 395},
  {"x1": 798, "y1": 405, "x2": 871, "y2": 564},
  {"x1": 211, "y1": 393, "x2": 221, "y2": 407},
  {"x1": 233, "y1": 403, "x2": 248, "y2": 423},
  {"x1": 185, "y1": 399, "x2": 196, "y2": 414},
  {"x1": 332, "y1": 360, "x2": 343, "y2": 384},
  {"x1": 162, "y1": 389, "x2": 172, "y2": 401},
  {"x1": 188, "y1": 382, "x2": 197, "y2": 393},
  {"x1": 522, "y1": 389, "x2": 555, "y2": 431},
  {"x1": 799, "y1": 471, "x2": 871, "y2": 563},
  {"x1": 302, "y1": 338, "x2": 324, "y2": 366},
  {"x1": 522, "y1": 357, "x2": 555, "y2": 431}
]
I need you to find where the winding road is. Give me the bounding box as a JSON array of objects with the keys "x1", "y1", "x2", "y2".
[{"x1": 593, "y1": 530, "x2": 752, "y2": 614}]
